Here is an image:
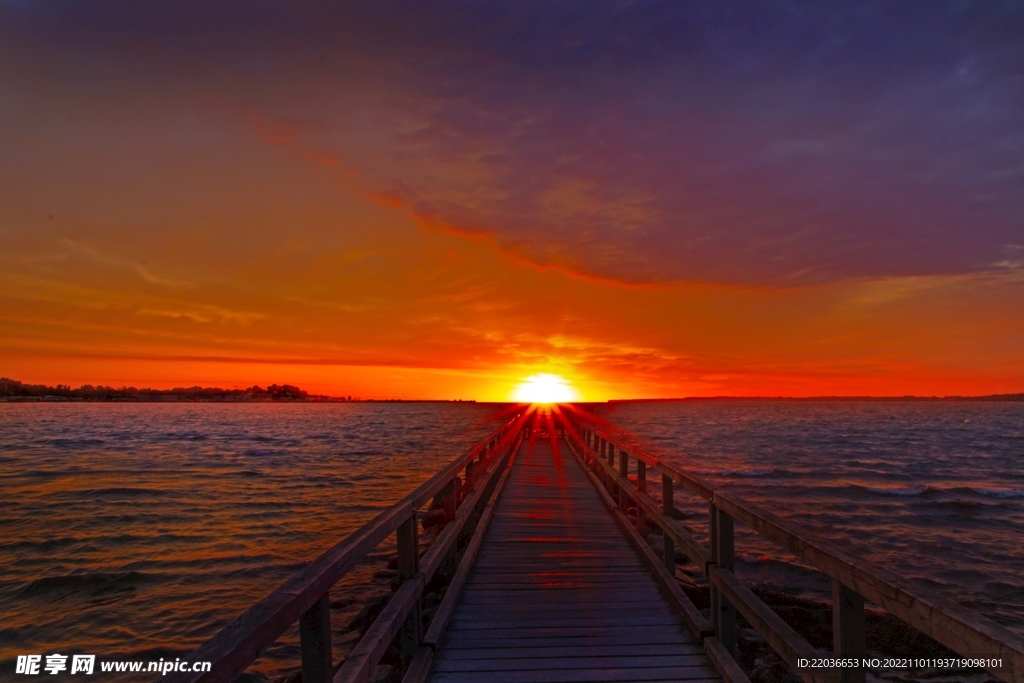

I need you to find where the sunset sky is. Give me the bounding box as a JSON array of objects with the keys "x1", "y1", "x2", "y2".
[{"x1": 2, "y1": 1, "x2": 1023, "y2": 401}]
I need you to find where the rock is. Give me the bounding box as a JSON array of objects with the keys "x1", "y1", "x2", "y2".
[
  {"x1": 429, "y1": 478, "x2": 462, "y2": 510},
  {"x1": 422, "y1": 507, "x2": 451, "y2": 530},
  {"x1": 346, "y1": 594, "x2": 391, "y2": 633}
]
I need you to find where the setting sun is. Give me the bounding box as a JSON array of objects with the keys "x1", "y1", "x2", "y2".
[{"x1": 511, "y1": 373, "x2": 580, "y2": 404}]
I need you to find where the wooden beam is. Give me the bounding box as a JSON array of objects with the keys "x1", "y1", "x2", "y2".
[
  {"x1": 618, "y1": 449, "x2": 629, "y2": 509},
  {"x1": 704, "y1": 636, "x2": 753, "y2": 683},
  {"x1": 636, "y1": 460, "x2": 646, "y2": 531},
  {"x1": 419, "y1": 440, "x2": 518, "y2": 582},
  {"x1": 422, "y1": 444, "x2": 519, "y2": 647},
  {"x1": 662, "y1": 474, "x2": 675, "y2": 575},
  {"x1": 568, "y1": 442, "x2": 713, "y2": 639},
  {"x1": 833, "y1": 580, "x2": 866, "y2": 683},
  {"x1": 400, "y1": 648, "x2": 433, "y2": 683},
  {"x1": 299, "y1": 594, "x2": 331, "y2": 683},
  {"x1": 397, "y1": 517, "x2": 422, "y2": 661},
  {"x1": 713, "y1": 491, "x2": 1024, "y2": 683},
  {"x1": 334, "y1": 576, "x2": 426, "y2": 683},
  {"x1": 584, "y1": 443, "x2": 711, "y2": 569},
  {"x1": 711, "y1": 505, "x2": 736, "y2": 653},
  {"x1": 708, "y1": 565, "x2": 839, "y2": 683}
]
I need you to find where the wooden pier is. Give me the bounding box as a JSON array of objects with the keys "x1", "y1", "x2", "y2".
[
  {"x1": 426, "y1": 439, "x2": 718, "y2": 683},
  {"x1": 164, "y1": 406, "x2": 1024, "y2": 683}
]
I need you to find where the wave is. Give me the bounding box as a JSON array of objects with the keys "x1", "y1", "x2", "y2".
[
  {"x1": 19, "y1": 571, "x2": 149, "y2": 597},
  {"x1": 968, "y1": 487, "x2": 1024, "y2": 499},
  {"x1": 691, "y1": 466, "x2": 782, "y2": 478},
  {"x1": 42, "y1": 437, "x2": 106, "y2": 447},
  {"x1": 77, "y1": 487, "x2": 168, "y2": 497},
  {"x1": 860, "y1": 484, "x2": 933, "y2": 496}
]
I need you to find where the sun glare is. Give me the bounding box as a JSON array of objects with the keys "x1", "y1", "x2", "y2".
[{"x1": 511, "y1": 373, "x2": 580, "y2": 404}]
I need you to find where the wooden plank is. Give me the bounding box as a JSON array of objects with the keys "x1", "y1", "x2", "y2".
[
  {"x1": 455, "y1": 593, "x2": 675, "y2": 605},
  {"x1": 429, "y1": 669, "x2": 720, "y2": 683},
  {"x1": 448, "y1": 614, "x2": 679, "y2": 629},
  {"x1": 443, "y1": 625, "x2": 687, "y2": 639},
  {"x1": 452, "y1": 604, "x2": 678, "y2": 619},
  {"x1": 435, "y1": 643, "x2": 707, "y2": 660},
  {"x1": 433, "y1": 654, "x2": 712, "y2": 672}
]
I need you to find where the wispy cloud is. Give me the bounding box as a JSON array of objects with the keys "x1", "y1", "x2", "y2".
[{"x1": 61, "y1": 240, "x2": 194, "y2": 288}]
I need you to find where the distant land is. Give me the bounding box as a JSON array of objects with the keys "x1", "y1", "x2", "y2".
[
  {"x1": 608, "y1": 394, "x2": 1024, "y2": 403},
  {"x1": 0, "y1": 378, "x2": 475, "y2": 403}
]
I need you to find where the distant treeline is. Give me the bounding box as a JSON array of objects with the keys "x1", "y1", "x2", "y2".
[{"x1": 0, "y1": 377, "x2": 343, "y2": 402}]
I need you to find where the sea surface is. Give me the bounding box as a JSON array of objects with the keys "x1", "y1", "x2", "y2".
[
  {"x1": 0, "y1": 403, "x2": 502, "y2": 681},
  {"x1": 592, "y1": 401, "x2": 1024, "y2": 635},
  {"x1": 1, "y1": 401, "x2": 1022, "y2": 681}
]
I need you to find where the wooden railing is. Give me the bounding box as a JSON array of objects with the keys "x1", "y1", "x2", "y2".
[
  {"x1": 560, "y1": 412, "x2": 1024, "y2": 683},
  {"x1": 163, "y1": 410, "x2": 528, "y2": 683}
]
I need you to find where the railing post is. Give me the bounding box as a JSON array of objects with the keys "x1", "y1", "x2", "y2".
[
  {"x1": 397, "y1": 515, "x2": 421, "y2": 661},
  {"x1": 833, "y1": 580, "x2": 867, "y2": 683},
  {"x1": 606, "y1": 443, "x2": 617, "y2": 497},
  {"x1": 618, "y1": 449, "x2": 628, "y2": 509},
  {"x1": 711, "y1": 503, "x2": 737, "y2": 652},
  {"x1": 662, "y1": 474, "x2": 674, "y2": 573},
  {"x1": 636, "y1": 460, "x2": 646, "y2": 530},
  {"x1": 299, "y1": 594, "x2": 331, "y2": 683}
]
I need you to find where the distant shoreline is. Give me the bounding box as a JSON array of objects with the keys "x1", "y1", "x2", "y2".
[
  {"x1": 606, "y1": 394, "x2": 1024, "y2": 403},
  {"x1": 0, "y1": 377, "x2": 478, "y2": 403},
  {"x1": 0, "y1": 396, "x2": 479, "y2": 403},
  {"x1": 3, "y1": 377, "x2": 1021, "y2": 403}
]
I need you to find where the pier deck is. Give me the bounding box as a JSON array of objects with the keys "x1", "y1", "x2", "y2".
[{"x1": 427, "y1": 438, "x2": 720, "y2": 683}]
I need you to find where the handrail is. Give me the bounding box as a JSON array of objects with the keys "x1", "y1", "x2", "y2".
[
  {"x1": 562, "y1": 411, "x2": 1024, "y2": 683},
  {"x1": 162, "y1": 410, "x2": 528, "y2": 683}
]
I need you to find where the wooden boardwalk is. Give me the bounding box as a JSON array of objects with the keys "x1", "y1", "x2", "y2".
[{"x1": 428, "y1": 437, "x2": 721, "y2": 683}]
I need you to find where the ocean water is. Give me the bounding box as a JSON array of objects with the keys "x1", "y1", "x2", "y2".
[
  {"x1": 0, "y1": 403, "x2": 503, "y2": 681},
  {"x1": 1, "y1": 401, "x2": 1022, "y2": 682},
  {"x1": 591, "y1": 400, "x2": 1024, "y2": 636}
]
